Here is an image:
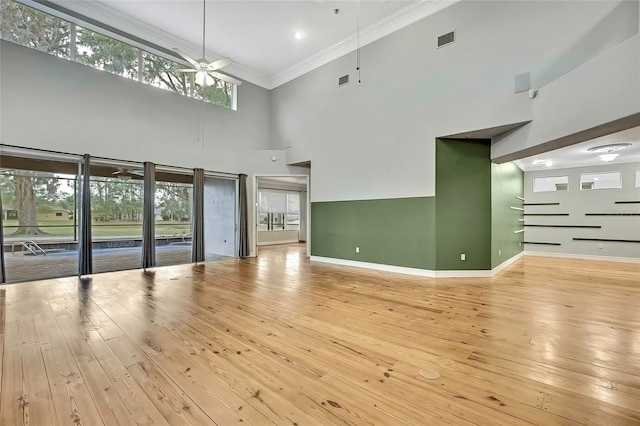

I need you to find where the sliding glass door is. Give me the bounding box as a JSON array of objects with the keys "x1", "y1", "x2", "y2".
[
  {"x1": 155, "y1": 169, "x2": 193, "y2": 267},
  {"x1": 0, "y1": 151, "x2": 81, "y2": 282},
  {"x1": 89, "y1": 160, "x2": 144, "y2": 274}
]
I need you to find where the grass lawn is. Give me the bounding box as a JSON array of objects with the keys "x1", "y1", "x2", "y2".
[{"x1": 2, "y1": 220, "x2": 191, "y2": 238}]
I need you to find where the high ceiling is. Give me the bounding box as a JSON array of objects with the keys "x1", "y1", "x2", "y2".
[{"x1": 49, "y1": 0, "x2": 458, "y2": 89}]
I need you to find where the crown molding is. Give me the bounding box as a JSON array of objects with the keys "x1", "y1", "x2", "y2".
[
  {"x1": 269, "y1": 0, "x2": 463, "y2": 89},
  {"x1": 33, "y1": 0, "x2": 460, "y2": 90}
]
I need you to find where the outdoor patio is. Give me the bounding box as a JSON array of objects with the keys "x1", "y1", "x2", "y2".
[{"x1": 2, "y1": 244, "x2": 222, "y2": 283}]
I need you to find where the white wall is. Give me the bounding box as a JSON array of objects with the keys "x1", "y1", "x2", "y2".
[
  {"x1": 270, "y1": 0, "x2": 639, "y2": 202},
  {"x1": 524, "y1": 162, "x2": 640, "y2": 259},
  {"x1": 257, "y1": 230, "x2": 299, "y2": 246}
]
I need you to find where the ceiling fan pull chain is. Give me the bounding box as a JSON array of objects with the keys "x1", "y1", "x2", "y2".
[{"x1": 356, "y1": 0, "x2": 361, "y2": 83}]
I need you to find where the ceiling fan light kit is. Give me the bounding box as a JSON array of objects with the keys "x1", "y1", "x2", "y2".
[{"x1": 172, "y1": 0, "x2": 241, "y2": 87}]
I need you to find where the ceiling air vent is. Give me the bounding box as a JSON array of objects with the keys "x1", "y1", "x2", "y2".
[
  {"x1": 437, "y1": 31, "x2": 455, "y2": 48},
  {"x1": 338, "y1": 75, "x2": 349, "y2": 86}
]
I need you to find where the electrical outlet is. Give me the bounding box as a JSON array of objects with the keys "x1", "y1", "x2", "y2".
[
  {"x1": 356, "y1": 247, "x2": 360, "y2": 253},
  {"x1": 498, "y1": 249, "x2": 502, "y2": 256},
  {"x1": 598, "y1": 243, "x2": 603, "y2": 249},
  {"x1": 460, "y1": 253, "x2": 466, "y2": 261}
]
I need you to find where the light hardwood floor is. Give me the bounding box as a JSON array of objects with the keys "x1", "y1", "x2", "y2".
[{"x1": 1, "y1": 243, "x2": 639, "y2": 425}]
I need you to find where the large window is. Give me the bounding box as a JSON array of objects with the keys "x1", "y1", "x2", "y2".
[
  {"x1": 258, "y1": 190, "x2": 300, "y2": 231},
  {"x1": 0, "y1": 156, "x2": 80, "y2": 282},
  {"x1": 0, "y1": 0, "x2": 235, "y2": 109}
]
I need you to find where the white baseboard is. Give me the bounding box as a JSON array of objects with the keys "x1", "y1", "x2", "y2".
[
  {"x1": 257, "y1": 239, "x2": 299, "y2": 246},
  {"x1": 310, "y1": 253, "x2": 526, "y2": 278},
  {"x1": 524, "y1": 251, "x2": 640, "y2": 264},
  {"x1": 492, "y1": 251, "x2": 525, "y2": 274},
  {"x1": 310, "y1": 256, "x2": 437, "y2": 277}
]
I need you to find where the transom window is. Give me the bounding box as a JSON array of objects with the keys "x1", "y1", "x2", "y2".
[
  {"x1": 580, "y1": 172, "x2": 622, "y2": 190},
  {"x1": 0, "y1": 0, "x2": 235, "y2": 109},
  {"x1": 533, "y1": 176, "x2": 569, "y2": 192}
]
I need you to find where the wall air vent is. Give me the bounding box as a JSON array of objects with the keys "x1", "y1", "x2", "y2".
[
  {"x1": 338, "y1": 75, "x2": 349, "y2": 86},
  {"x1": 437, "y1": 31, "x2": 455, "y2": 48}
]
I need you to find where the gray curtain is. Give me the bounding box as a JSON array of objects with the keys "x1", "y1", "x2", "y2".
[
  {"x1": 238, "y1": 173, "x2": 249, "y2": 258},
  {"x1": 191, "y1": 168, "x2": 205, "y2": 263},
  {"x1": 78, "y1": 154, "x2": 93, "y2": 276},
  {"x1": 0, "y1": 193, "x2": 6, "y2": 283},
  {"x1": 142, "y1": 162, "x2": 156, "y2": 269},
  {"x1": 298, "y1": 190, "x2": 307, "y2": 242}
]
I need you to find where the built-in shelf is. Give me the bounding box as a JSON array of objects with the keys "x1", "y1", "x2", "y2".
[
  {"x1": 523, "y1": 203, "x2": 560, "y2": 206},
  {"x1": 573, "y1": 238, "x2": 640, "y2": 243},
  {"x1": 614, "y1": 201, "x2": 640, "y2": 204},
  {"x1": 523, "y1": 213, "x2": 569, "y2": 216},
  {"x1": 524, "y1": 224, "x2": 601, "y2": 228},
  {"x1": 523, "y1": 241, "x2": 562, "y2": 246},
  {"x1": 585, "y1": 213, "x2": 640, "y2": 216}
]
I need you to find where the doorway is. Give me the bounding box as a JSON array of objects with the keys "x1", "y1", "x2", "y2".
[{"x1": 254, "y1": 175, "x2": 309, "y2": 257}]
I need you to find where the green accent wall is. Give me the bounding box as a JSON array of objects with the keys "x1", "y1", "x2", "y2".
[
  {"x1": 310, "y1": 140, "x2": 524, "y2": 272},
  {"x1": 491, "y1": 162, "x2": 524, "y2": 268},
  {"x1": 435, "y1": 139, "x2": 492, "y2": 270},
  {"x1": 311, "y1": 197, "x2": 436, "y2": 270}
]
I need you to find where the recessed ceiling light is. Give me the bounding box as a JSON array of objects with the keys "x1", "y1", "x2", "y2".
[
  {"x1": 294, "y1": 31, "x2": 303, "y2": 40},
  {"x1": 545, "y1": 161, "x2": 553, "y2": 167},
  {"x1": 587, "y1": 143, "x2": 631, "y2": 153},
  {"x1": 532, "y1": 159, "x2": 552, "y2": 166}
]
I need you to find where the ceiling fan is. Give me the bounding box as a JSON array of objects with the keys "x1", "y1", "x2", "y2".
[
  {"x1": 112, "y1": 168, "x2": 143, "y2": 180},
  {"x1": 172, "y1": 0, "x2": 242, "y2": 87}
]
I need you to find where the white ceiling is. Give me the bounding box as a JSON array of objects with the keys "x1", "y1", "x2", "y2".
[
  {"x1": 514, "y1": 126, "x2": 640, "y2": 172},
  {"x1": 47, "y1": 0, "x2": 460, "y2": 89}
]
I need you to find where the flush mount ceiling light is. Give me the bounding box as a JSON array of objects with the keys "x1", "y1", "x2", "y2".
[
  {"x1": 587, "y1": 143, "x2": 631, "y2": 153},
  {"x1": 294, "y1": 31, "x2": 303, "y2": 40},
  {"x1": 587, "y1": 143, "x2": 630, "y2": 162}
]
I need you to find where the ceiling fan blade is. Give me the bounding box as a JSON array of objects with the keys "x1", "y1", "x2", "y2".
[
  {"x1": 173, "y1": 68, "x2": 198, "y2": 73},
  {"x1": 207, "y1": 57, "x2": 232, "y2": 71},
  {"x1": 208, "y1": 71, "x2": 242, "y2": 86},
  {"x1": 172, "y1": 48, "x2": 199, "y2": 68}
]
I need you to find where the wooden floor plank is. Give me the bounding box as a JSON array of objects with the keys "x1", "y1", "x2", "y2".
[
  {"x1": 1, "y1": 244, "x2": 639, "y2": 425},
  {"x1": 1, "y1": 347, "x2": 23, "y2": 425}
]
